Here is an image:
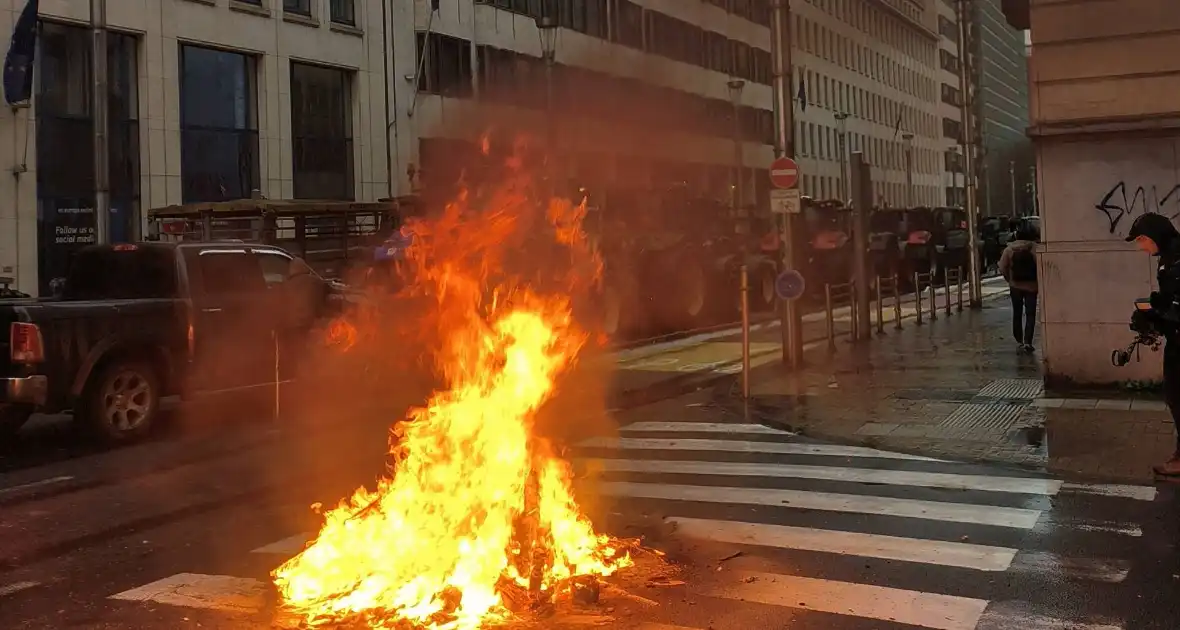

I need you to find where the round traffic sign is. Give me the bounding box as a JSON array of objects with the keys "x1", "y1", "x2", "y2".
[
  {"x1": 769, "y1": 157, "x2": 799, "y2": 189},
  {"x1": 774, "y1": 269, "x2": 806, "y2": 301}
]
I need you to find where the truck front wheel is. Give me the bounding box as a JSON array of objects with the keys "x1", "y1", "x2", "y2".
[{"x1": 79, "y1": 360, "x2": 161, "y2": 444}]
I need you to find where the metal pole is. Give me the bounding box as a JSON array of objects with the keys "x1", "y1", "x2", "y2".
[
  {"x1": 957, "y1": 267, "x2": 965, "y2": 311},
  {"x1": 740, "y1": 265, "x2": 751, "y2": 398},
  {"x1": 729, "y1": 79, "x2": 746, "y2": 212},
  {"x1": 956, "y1": 0, "x2": 982, "y2": 307},
  {"x1": 929, "y1": 279, "x2": 938, "y2": 321},
  {"x1": 771, "y1": 0, "x2": 801, "y2": 369},
  {"x1": 945, "y1": 272, "x2": 952, "y2": 316},
  {"x1": 849, "y1": 151, "x2": 871, "y2": 341},
  {"x1": 914, "y1": 272, "x2": 924, "y2": 325},
  {"x1": 875, "y1": 277, "x2": 885, "y2": 335},
  {"x1": 903, "y1": 133, "x2": 914, "y2": 208},
  {"x1": 91, "y1": 0, "x2": 110, "y2": 245},
  {"x1": 836, "y1": 113, "x2": 849, "y2": 203},
  {"x1": 893, "y1": 278, "x2": 902, "y2": 329},
  {"x1": 1009, "y1": 160, "x2": 1017, "y2": 217},
  {"x1": 825, "y1": 284, "x2": 836, "y2": 353}
]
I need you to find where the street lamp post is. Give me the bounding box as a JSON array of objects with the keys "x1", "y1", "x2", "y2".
[
  {"x1": 835, "y1": 112, "x2": 849, "y2": 203},
  {"x1": 727, "y1": 79, "x2": 746, "y2": 214},
  {"x1": 902, "y1": 132, "x2": 914, "y2": 208},
  {"x1": 535, "y1": 14, "x2": 558, "y2": 179}
]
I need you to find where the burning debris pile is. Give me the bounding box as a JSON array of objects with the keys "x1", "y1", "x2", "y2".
[{"x1": 271, "y1": 137, "x2": 637, "y2": 629}]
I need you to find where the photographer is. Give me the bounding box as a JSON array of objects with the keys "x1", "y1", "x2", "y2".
[{"x1": 1125, "y1": 213, "x2": 1180, "y2": 477}]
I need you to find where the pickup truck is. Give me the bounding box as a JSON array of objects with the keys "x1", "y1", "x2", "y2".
[{"x1": 0, "y1": 242, "x2": 341, "y2": 444}]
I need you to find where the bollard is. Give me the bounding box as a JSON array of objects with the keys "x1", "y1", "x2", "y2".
[
  {"x1": 875, "y1": 277, "x2": 885, "y2": 335},
  {"x1": 929, "y1": 275, "x2": 938, "y2": 321},
  {"x1": 849, "y1": 281, "x2": 859, "y2": 341},
  {"x1": 944, "y1": 270, "x2": 953, "y2": 316},
  {"x1": 892, "y1": 275, "x2": 903, "y2": 330},
  {"x1": 956, "y1": 266, "x2": 965, "y2": 312},
  {"x1": 914, "y1": 272, "x2": 924, "y2": 325},
  {"x1": 740, "y1": 265, "x2": 751, "y2": 399},
  {"x1": 825, "y1": 283, "x2": 836, "y2": 352}
]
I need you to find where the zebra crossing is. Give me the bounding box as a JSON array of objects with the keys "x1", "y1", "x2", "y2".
[
  {"x1": 571, "y1": 419, "x2": 1155, "y2": 630},
  {"x1": 104, "y1": 418, "x2": 1157, "y2": 629}
]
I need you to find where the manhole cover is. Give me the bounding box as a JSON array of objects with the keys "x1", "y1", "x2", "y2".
[
  {"x1": 939, "y1": 403, "x2": 1025, "y2": 432},
  {"x1": 976, "y1": 378, "x2": 1043, "y2": 400}
]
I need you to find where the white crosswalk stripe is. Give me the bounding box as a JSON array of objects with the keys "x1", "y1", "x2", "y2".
[{"x1": 106, "y1": 419, "x2": 1149, "y2": 629}]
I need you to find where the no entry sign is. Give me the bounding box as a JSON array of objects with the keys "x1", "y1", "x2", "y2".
[{"x1": 769, "y1": 157, "x2": 799, "y2": 189}]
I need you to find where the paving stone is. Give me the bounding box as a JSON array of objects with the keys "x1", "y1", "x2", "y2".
[
  {"x1": 1130, "y1": 400, "x2": 1168, "y2": 412},
  {"x1": 855, "y1": 422, "x2": 899, "y2": 436},
  {"x1": 1059, "y1": 398, "x2": 1098, "y2": 410}
]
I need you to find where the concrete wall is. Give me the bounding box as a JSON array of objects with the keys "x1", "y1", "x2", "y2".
[
  {"x1": 1037, "y1": 135, "x2": 1172, "y2": 386},
  {"x1": 1028, "y1": 0, "x2": 1180, "y2": 127},
  {"x1": 1027, "y1": 0, "x2": 1180, "y2": 386}
]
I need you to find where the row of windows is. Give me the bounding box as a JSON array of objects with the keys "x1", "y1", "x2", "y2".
[
  {"x1": 241, "y1": 0, "x2": 356, "y2": 25},
  {"x1": 798, "y1": 174, "x2": 942, "y2": 208},
  {"x1": 800, "y1": 67, "x2": 938, "y2": 141},
  {"x1": 482, "y1": 0, "x2": 774, "y2": 86},
  {"x1": 796, "y1": 121, "x2": 941, "y2": 178},
  {"x1": 794, "y1": 10, "x2": 935, "y2": 104},
  {"x1": 34, "y1": 22, "x2": 355, "y2": 205},
  {"x1": 417, "y1": 34, "x2": 776, "y2": 145},
  {"x1": 801, "y1": 0, "x2": 936, "y2": 68}
]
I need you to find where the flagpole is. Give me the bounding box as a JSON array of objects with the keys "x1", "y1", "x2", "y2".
[{"x1": 91, "y1": 0, "x2": 110, "y2": 245}]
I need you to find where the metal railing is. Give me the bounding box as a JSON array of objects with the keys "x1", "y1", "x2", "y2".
[
  {"x1": 875, "y1": 275, "x2": 903, "y2": 334},
  {"x1": 824, "y1": 281, "x2": 858, "y2": 353}
]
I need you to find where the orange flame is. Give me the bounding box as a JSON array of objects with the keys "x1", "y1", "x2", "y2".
[{"x1": 273, "y1": 136, "x2": 629, "y2": 628}]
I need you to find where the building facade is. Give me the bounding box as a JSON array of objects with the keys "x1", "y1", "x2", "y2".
[
  {"x1": 1004, "y1": 0, "x2": 1180, "y2": 386},
  {"x1": 0, "y1": 0, "x2": 961, "y2": 295},
  {"x1": 0, "y1": 0, "x2": 386, "y2": 294},
  {"x1": 971, "y1": 0, "x2": 1030, "y2": 218}
]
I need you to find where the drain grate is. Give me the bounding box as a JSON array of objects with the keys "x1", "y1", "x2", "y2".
[
  {"x1": 939, "y1": 403, "x2": 1025, "y2": 432},
  {"x1": 976, "y1": 378, "x2": 1044, "y2": 400}
]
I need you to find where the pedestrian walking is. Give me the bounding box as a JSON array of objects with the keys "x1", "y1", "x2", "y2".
[
  {"x1": 1125, "y1": 213, "x2": 1180, "y2": 477},
  {"x1": 998, "y1": 226, "x2": 1039, "y2": 352}
]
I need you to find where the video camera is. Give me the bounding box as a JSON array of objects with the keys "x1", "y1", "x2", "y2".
[{"x1": 1112, "y1": 298, "x2": 1163, "y2": 367}]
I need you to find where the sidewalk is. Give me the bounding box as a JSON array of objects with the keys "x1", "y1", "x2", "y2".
[{"x1": 730, "y1": 296, "x2": 1176, "y2": 483}]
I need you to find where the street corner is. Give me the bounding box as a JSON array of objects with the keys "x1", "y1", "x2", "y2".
[{"x1": 1042, "y1": 403, "x2": 1177, "y2": 483}]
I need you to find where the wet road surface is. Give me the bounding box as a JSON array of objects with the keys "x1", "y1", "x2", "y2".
[{"x1": 2, "y1": 391, "x2": 1178, "y2": 629}]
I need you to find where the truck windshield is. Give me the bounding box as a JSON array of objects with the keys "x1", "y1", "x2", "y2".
[{"x1": 63, "y1": 247, "x2": 178, "y2": 300}]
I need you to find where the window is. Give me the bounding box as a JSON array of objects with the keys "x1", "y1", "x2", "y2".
[
  {"x1": 330, "y1": 0, "x2": 355, "y2": 25},
  {"x1": 283, "y1": 0, "x2": 311, "y2": 15},
  {"x1": 195, "y1": 250, "x2": 266, "y2": 296},
  {"x1": 940, "y1": 83, "x2": 960, "y2": 107},
  {"x1": 256, "y1": 250, "x2": 297, "y2": 287},
  {"x1": 291, "y1": 62, "x2": 354, "y2": 200},
  {"x1": 36, "y1": 23, "x2": 141, "y2": 294},
  {"x1": 180, "y1": 45, "x2": 259, "y2": 203},
  {"x1": 63, "y1": 247, "x2": 177, "y2": 300},
  {"x1": 939, "y1": 49, "x2": 959, "y2": 74},
  {"x1": 942, "y1": 116, "x2": 961, "y2": 141},
  {"x1": 938, "y1": 15, "x2": 958, "y2": 42},
  {"x1": 416, "y1": 32, "x2": 473, "y2": 98}
]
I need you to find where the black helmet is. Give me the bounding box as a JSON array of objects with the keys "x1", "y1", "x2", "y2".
[{"x1": 1125, "y1": 213, "x2": 1179, "y2": 252}]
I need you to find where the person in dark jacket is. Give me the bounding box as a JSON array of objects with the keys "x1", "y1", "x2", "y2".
[
  {"x1": 1125, "y1": 213, "x2": 1180, "y2": 476},
  {"x1": 999, "y1": 227, "x2": 1039, "y2": 351}
]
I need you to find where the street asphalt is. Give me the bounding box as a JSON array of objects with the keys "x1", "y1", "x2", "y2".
[{"x1": 1, "y1": 384, "x2": 1178, "y2": 630}]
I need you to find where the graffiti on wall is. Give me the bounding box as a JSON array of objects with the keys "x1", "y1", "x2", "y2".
[{"x1": 1095, "y1": 182, "x2": 1180, "y2": 235}]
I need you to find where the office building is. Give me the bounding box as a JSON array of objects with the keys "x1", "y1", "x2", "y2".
[{"x1": 0, "y1": 0, "x2": 963, "y2": 295}]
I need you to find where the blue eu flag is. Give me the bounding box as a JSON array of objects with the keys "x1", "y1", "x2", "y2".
[{"x1": 4, "y1": 0, "x2": 39, "y2": 106}]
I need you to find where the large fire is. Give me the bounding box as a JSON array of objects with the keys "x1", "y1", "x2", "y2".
[{"x1": 272, "y1": 137, "x2": 630, "y2": 628}]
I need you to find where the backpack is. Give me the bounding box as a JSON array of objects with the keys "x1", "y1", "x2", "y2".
[{"x1": 1010, "y1": 247, "x2": 1037, "y2": 283}]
